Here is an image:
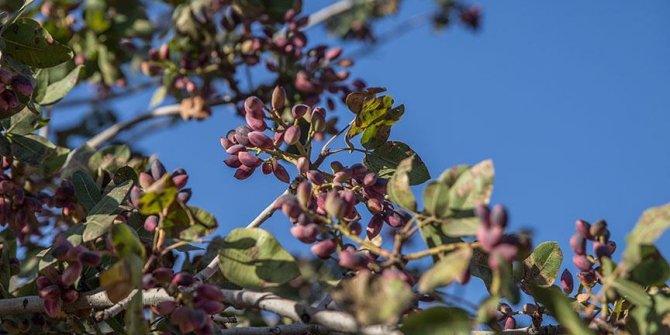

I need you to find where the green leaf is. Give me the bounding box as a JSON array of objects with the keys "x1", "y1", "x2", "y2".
[
  {"x1": 82, "y1": 179, "x2": 134, "y2": 242},
  {"x1": 387, "y1": 156, "x2": 417, "y2": 211},
  {"x1": 88, "y1": 145, "x2": 131, "y2": 172},
  {"x1": 2, "y1": 18, "x2": 73, "y2": 68},
  {"x1": 491, "y1": 261, "x2": 519, "y2": 304},
  {"x1": 530, "y1": 286, "x2": 593, "y2": 335},
  {"x1": 6, "y1": 108, "x2": 40, "y2": 135},
  {"x1": 111, "y1": 223, "x2": 146, "y2": 260},
  {"x1": 439, "y1": 159, "x2": 495, "y2": 237},
  {"x1": 179, "y1": 207, "x2": 218, "y2": 242},
  {"x1": 364, "y1": 141, "x2": 430, "y2": 185},
  {"x1": 72, "y1": 171, "x2": 102, "y2": 212},
  {"x1": 125, "y1": 290, "x2": 149, "y2": 335},
  {"x1": 612, "y1": 278, "x2": 651, "y2": 307},
  {"x1": 522, "y1": 241, "x2": 563, "y2": 287},
  {"x1": 423, "y1": 181, "x2": 450, "y2": 218},
  {"x1": 100, "y1": 255, "x2": 143, "y2": 303},
  {"x1": 628, "y1": 290, "x2": 670, "y2": 335},
  {"x1": 34, "y1": 64, "x2": 83, "y2": 105},
  {"x1": 9, "y1": 133, "x2": 54, "y2": 165},
  {"x1": 629, "y1": 245, "x2": 670, "y2": 286},
  {"x1": 400, "y1": 307, "x2": 471, "y2": 335},
  {"x1": 61, "y1": 145, "x2": 96, "y2": 179},
  {"x1": 218, "y1": 228, "x2": 300, "y2": 289},
  {"x1": 623, "y1": 203, "x2": 670, "y2": 271},
  {"x1": 149, "y1": 86, "x2": 168, "y2": 107},
  {"x1": 138, "y1": 187, "x2": 178, "y2": 215},
  {"x1": 360, "y1": 124, "x2": 391, "y2": 149},
  {"x1": 331, "y1": 270, "x2": 413, "y2": 326},
  {"x1": 418, "y1": 247, "x2": 472, "y2": 293}
]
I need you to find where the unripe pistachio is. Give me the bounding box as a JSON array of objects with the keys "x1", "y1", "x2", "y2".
[
  {"x1": 296, "y1": 182, "x2": 312, "y2": 207},
  {"x1": 284, "y1": 125, "x2": 301, "y2": 145},
  {"x1": 271, "y1": 86, "x2": 286, "y2": 111},
  {"x1": 244, "y1": 96, "x2": 265, "y2": 118},
  {"x1": 488, "y1": 244, "x2": 518, "y2": 270},
  {"x1": 577, "y1": 271, "x2": 597, "y2": 286},
  {"x1": 139, "y1": 172, "x2": 155, "y2": 189},
  {"x1": 234, "y1": 126, "x2": 252, "y2": 146},
  {"x1": 296, "y1": 157, "x2": 309, "y2": 173},
  {"x1": 171, "y1": 272, "x2": 196, "y2": 287},
  {"x1": 224, "y1": 155, "x2": 242, "y2": 168},
  {"x1": 572, "y1": 254, "x2": 592, "y2": 271},
  {"x1": 158, "y1": 44, "x2": 170, "y2": 60},
  {"x1": 197, "y1": 284, "x2": 224, "y2": 301},
  {"x1": 306, "y1": 170, "x2": 325, "y2": 185},
  {"x1": 363, "y1": 173, "x2": 377, "y2": 187},
  {"x1": 144, "y1": 215, "x2": 159, "y2": 232},
  {"x1": 79, "y1": 251, "x2": 102, "y2": 267},
  {"x1": 226, "y1": 144, "x2": 247, "y2": 155},
  {"x1": 477, "y1": 225, "x2": 503, "y2": 252},
  {"x1": 593, "y1": 241, "x2": 611, "y2": 259},
  {"x1": 490, "y1": 204, "x2": 508, "y2": 228},
  {"x1": 281, "y1": 197, "x2": 302, "y2": 219},
  {"x1": 338, "y1": 249, "x2": 367, "y2": 270},
  {"x1": 51, "y1": 238, "x2": 73, "y2": 260},
  {"x1": 523, "y1": 303, "x2": 538, "y2": 314},
  {"x1": 172, "y1": 174, "x2": 189, "y2": 189},
  {"x1": 152, "y1": 267, "x2": 174, "y2": 284},
  {"x1": 261, "y1": 162, "x2": 273, "y2": 175},
  {"x1": 238, "y1": 152, "x2": 261, "y2": 167},
  {"x1": 475, "y1": 204, "x2": 491, "y2": 228},
  {"x1": 177, "y1": 189, "x2": 192, "y2": 202},
  {"x1": 561, "y1": 269, "x2": 574, "y2": 294},
  {"x1": 39, "y1": 285, "x2": 61, "y2": 300},
  {"x1": 311, "y1": 239, "x2": 337, "y2": 259},
  {"x1": 220, "y1": 136, "x2": 232, "y2": 150},
  {"x1": 155, "y1": 301, "x2": 177, "y2": 316},
  {"x1": 195, "y1": 300, "x2": 225, "y2": 314},
  {"x1": 589, "y1": 219, "x2": 608, "y2": 238},
  {"x1": 248, "y1": 131, "x2": 274, "y2": 149},
  {"x1": 498, "y1": 303, "x2": 513, "y2": 315},
  {"x1": 310, "y1": 110, "x2": 326, "y2": 132},
  {"x1": 575, "y1": 219, "x2": 592, "y2": 239},
  {"x1": 36, "y1": 276, "x2": 51, "y2": 290},
  {"x1": 44, "y1": 298, "x2": 61, "y2": 318},
  {"x1": 151, "y1": 160, "x2": 167, "y2": 180},
  {"x1": 273, "y1": 163, "x2": 290, "y2": 183},
  {"x1": 292, "y1": 104, "x2": 310, "y2": 119},
  {"x1": 570, "y1": 233, "x2": 586, "y2": 255},
  {"x1": 60, "y1": 261, "x2": 82, "y2": 287},
  {"x1": 61, "y1": 289, "x2": 80, "y2": 303},
  {"x1": 607, "y1": 240, "x2": 617, "y2": 254},
  {"x1": 0, "y1": 69, "x2": 13, "y2": 84},
  {"x1": 367, "y1": 214, "x2": 383, "y2": 238},
  {"x1": 245, "y1": 113, "x2": 267, "y2": 131},
  {"x1": 11, "y1": 75, "x2": 34, "y2": 97},
  {"x1": 325, "y1": 47, "x2": 343, "y2": 61},
  {"x1": 2, "y1": 90, "x2": 18, "y2": 109},
  {"x1": 325, "y1": 191, "x2": 346, "y2": 219},
  {"x1": 503, "y1": 316, "x2": 516, "y2": 330},
  {"x1": 330, "y1": 161, "x2": 345, "y2": 173}
]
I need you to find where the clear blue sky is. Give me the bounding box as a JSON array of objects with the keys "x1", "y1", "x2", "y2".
[{"x1": 55, "y1": 0, "x2": 670, "y2": 302}]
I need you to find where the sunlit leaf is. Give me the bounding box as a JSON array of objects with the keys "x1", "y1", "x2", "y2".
[{"x1": 218, "y1": 228, "x2": 299, "y2": 289}]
